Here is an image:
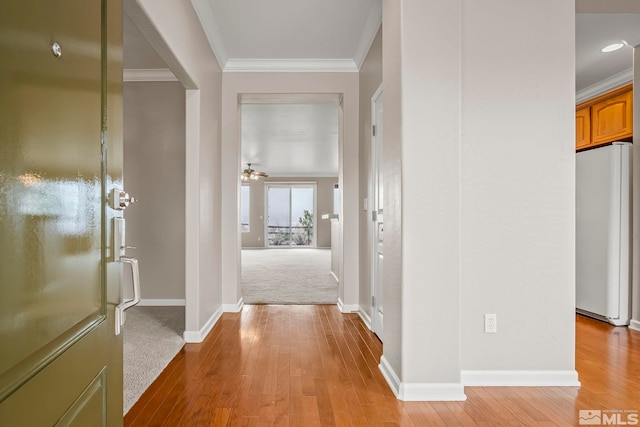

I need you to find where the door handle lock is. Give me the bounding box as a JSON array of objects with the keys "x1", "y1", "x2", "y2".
[
  {"x1": 112, "y1": 217, "x2": 141, "y2": 335},
  {"x1": 115, "y1": 256, "x2": 141, "y2": 336},
  {"x1": 111, "y1": 188, "x2": 137, "y2": 210}
]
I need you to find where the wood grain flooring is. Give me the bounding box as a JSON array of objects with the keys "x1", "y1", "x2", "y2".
[{"x1": 124, "y1": 305, "x2": 640, "y2": 426}]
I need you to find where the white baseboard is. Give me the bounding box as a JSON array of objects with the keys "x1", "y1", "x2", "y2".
[
  {"x1": 330, "y1": 271, "x2": 339, "y2": 283},
  {"x1": 223, "y1": 297, "x2": 244, "y2": 312},
  {"x1": 379, "y1": 356, "x2": 402, "y2": 396},
  {"x1": 379, "y1": 356, "x2": 466, "y2": 401},
  {"x1": 461, "y1": 370, "x2": 581, "y2": 387},
  {"x1": 358, "y1": 306, "x2": 372, "y2": 330},
  {"x1": 337, "y1": 298, "x2": 358, "y2": 313},
  {"x1": 138, "y1": 299, "x2": 185, "y2": 306},
  {"x1": 183, "y1": 305, "x2": 223, "y2": 343},
  {"x1": 630, "y1": 319, "x2": 640, "y2": 332}
]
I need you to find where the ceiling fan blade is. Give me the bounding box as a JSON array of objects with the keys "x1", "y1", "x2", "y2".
[{"x1": 254, "y1": 172, "x2": 268, "y2": 177}]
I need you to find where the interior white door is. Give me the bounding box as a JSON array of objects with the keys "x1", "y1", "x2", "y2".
[{"x1": 371, "y1": 87, "x2": 384, "y2": 339}]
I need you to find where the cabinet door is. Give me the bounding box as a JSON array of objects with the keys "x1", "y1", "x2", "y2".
[
  {"x1": 591, "y1": 90, "x2": 633, "y2": 145},
  {"x1": 576, "y1": 107, "x2": 591, "y2": 150}
]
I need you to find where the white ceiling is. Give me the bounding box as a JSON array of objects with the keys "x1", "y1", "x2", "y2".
[
  {"x1": 123, "y1": 5, "x2": 640, "y2": 176},
  {"x1": 576, "y1": 13, "x2": 640, "y2": 91},
  {"x1": 191, "y1": 0, "x2": 381, "y2": 71},
  {"x1": 241, "y1": 104, "x2": 339, "y2": 177}
]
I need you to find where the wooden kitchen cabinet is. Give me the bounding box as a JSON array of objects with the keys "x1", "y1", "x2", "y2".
[
  {"x1": 575, "y1": 107, "x2": 591, "y2": 150},
  {"x1": 576, "y1": 84, "x2": 633, "y2": 150},
  {"x1": 591, "y1": 90, "x2": 633, "y2": 145}
]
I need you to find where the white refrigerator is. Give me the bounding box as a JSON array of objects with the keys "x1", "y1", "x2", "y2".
[{"x1": 576, "y1": 142, "x2": 632, "y2": 326}]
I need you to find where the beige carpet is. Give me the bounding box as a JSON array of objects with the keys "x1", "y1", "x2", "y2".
[
  {"x1": 242, "y1": 248, "x2": 338, "y2": 304},
  {"x1": 123, "y1": 306, "x2": 184, "y2": 414}
]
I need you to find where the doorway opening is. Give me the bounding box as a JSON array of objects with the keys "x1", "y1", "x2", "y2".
[
  {"x1": 239, "y1": 98, "x2": 340, "y2": 305},
  {"x1": 121, "y1": 10, "x2": 190, "y2": 415}
]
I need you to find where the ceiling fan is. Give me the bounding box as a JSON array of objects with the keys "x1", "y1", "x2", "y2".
[{"x1": 241, "y1": 163, "x2": 269, "y2": 181}]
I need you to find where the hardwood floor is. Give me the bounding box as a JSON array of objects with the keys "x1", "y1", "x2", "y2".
[{"x1": 125, "y1": 305, "x2": 640, "y2": 426}]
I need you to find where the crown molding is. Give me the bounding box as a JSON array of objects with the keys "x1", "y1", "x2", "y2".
[
  {"x1": 123, "y1": 68, "x2": 178, "y2": 82},
  {"x1": 623, "y1": 30, "x2": 640, "y2": 48},
  {"x1": 189, "y1": 0, "x2": 379, "y2": 72},
  {"x1": 353, "y1": 0, "x2": 382, "y2": 69},
  {"x1": 576, "y1": 67, "x2": 633, "y2": 104},
  {"x1": 239, "y1": 93, "x2": 342, "y2": 105},
  {"x1": 190, "y1": 0, "x2": 228, "y2": 68},
  {"x1": 224, "y1": 58, "x2": 358, "y2": 72}
]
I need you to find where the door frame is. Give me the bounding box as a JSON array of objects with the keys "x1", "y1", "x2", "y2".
[
  {"x1": 370, "y1": 84, "x2": 384, "y2": 338},
  {"x1": 123, "y1": 1, "x2": 201, "y2": 340},
  {"x1": 264, "y1": 182, "x2": 318, "y2": 248}
]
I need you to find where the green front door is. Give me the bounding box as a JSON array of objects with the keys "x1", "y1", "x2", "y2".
[{"x1": 0, "y1": 0, "x2": 124, "y2": 425}]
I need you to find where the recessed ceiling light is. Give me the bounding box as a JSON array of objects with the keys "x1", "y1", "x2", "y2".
[{"x1": 601, "y1": 43, "x2": 624, "y2": 53}]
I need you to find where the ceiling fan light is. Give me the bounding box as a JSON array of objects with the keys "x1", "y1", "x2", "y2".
[{"x1": 240, "y1": 163, "x2": 267, "y2": 181}]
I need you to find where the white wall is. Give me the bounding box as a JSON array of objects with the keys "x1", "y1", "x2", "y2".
[
  {"x1": 381, "y1": 0, "x2": 577, "y2": 399},
  {"x1": 123, "y1": 81, "x2": 185, "y2": 302},
  {"x1": 221, "y1": 72, "x2": 359, "y2": 310},
  {"x1": 400, "y1": 0, "x2": 464, "y2": 391},
  {"x1": 381, "y1": 0, "x2": 403, "y2": 382},
  {"x1": 127, "y1": 0, "x2": 223, "y2": 340},
  {"x1": 459, "y1": 1, "x2": 576, "y2": 375}
]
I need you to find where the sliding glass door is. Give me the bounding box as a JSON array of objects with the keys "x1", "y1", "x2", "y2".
[{"x1": 267, "y1": 184, "x2": 316, "y2": 247}]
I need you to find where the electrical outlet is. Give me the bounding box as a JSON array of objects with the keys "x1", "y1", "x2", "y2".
[{"x1": 484, "y1": 313, "x2": 497, "y2": 333}]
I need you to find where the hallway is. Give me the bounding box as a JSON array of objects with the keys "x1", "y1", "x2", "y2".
[{"x1": 125, "y1": 306, "x2": 640, "y2": 426}]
